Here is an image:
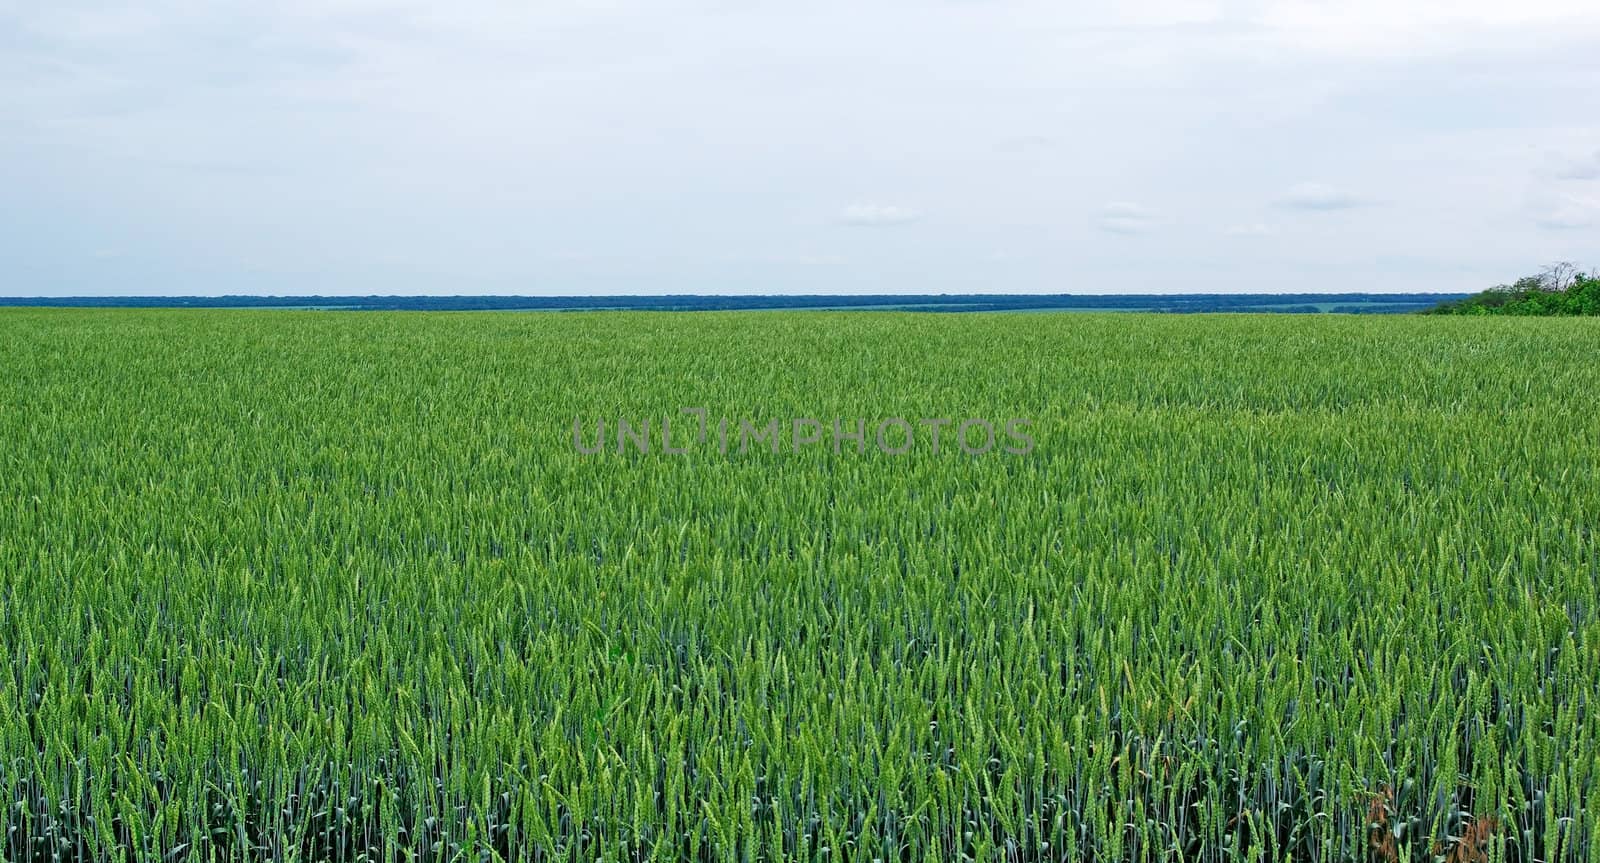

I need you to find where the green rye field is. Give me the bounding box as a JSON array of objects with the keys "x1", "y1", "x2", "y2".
[{"x1": 1, "y1": 309, "x2": 1597, "y2": 862}]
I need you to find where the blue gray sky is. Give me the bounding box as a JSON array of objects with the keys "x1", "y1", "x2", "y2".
[{"x1": 3, "y1": 0, "x2": 1598, "y2": 296}]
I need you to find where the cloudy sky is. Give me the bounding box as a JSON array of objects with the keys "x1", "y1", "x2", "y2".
[{"x1": 2, "y1": 0, "x2": 1598, "y2": 296}]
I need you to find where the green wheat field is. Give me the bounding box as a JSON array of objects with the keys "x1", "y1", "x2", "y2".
[{"x1": 2, "y1": 309, "x2": 1597, "y2": 863}]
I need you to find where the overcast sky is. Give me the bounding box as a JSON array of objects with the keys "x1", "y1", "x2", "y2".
[{"x1": 3, "y1": 0, "x2": 1598, "y2": 296}]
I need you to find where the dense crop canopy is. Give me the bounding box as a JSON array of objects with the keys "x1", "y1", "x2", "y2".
[{"x1": 1, "y1": 309, "x2": 1596, "y2": 862}]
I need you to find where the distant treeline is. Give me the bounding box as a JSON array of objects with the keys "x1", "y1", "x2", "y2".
[
  {"x1": 0, "y1": 293, "x2": 1464, "y2": 313},
  {"x1": 1426, "y1": 263, "x2": 1600, "y2": 316}
]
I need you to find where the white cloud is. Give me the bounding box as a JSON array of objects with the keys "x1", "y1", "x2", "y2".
[
  {"x1": 995, "y1": 134, "x2": 1058, "y2": 153},
  {"x1": 1097, "y1": 202, "x2": 1158, "y2": 235},
  {"x1": 837, "y1": 204, "x2": 922, "y2": 226},
  {"x1": 1554, "y1": 150, "x2": 1600, "y2": 181},
  {"x1": 1224, "y1": 223, "x2": 1276, "y2": 237},
  {"x1": 3, "y1": 0, "x2": 1600, "y2": 295},
  {"x1": 1250, "y1": 0, "x2": 1600, "y2": 57},
  {"x1": 717, "y1": 251, "x2": 846, "y2": 267},
  {"x1": 1276, "y1": 182, "x2": 1370, "y2": 211},
  {"x1": 1534, "y1": 193, "x2": 1598, "y2": 230}
]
